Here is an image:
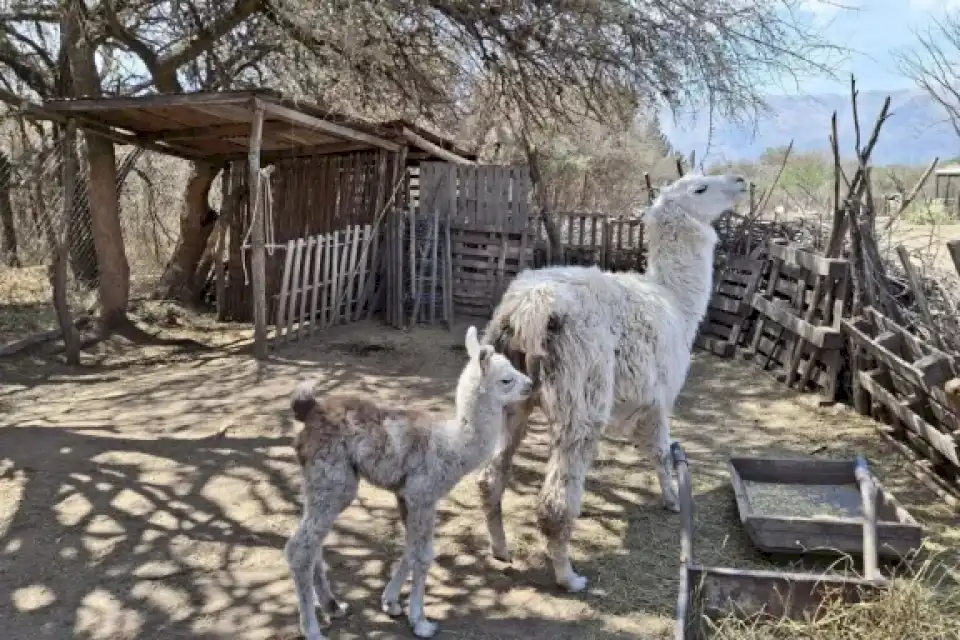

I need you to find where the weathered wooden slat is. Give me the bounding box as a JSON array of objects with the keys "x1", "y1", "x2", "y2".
[
  {"x1": 751, "y1": 296, "x2": 844, "y2": 349},
  {"x1": 843, "y1": 317, "x2": 954, "y2": 390},
  {"x1": 338, "y1": 226, "x2": 355, "y2": 324},
  {"x1": 284, "y1": 238, "x2": 305, "y2": 340},
  {"x1": 274, "y1": 238, "x2": 297, "y2": 341},
  {"x1": 708, "y1": 295, "x2": 747, "y2": 314},
  {"x1": 297, "y1": 236, "x2": 315, "y2": 340},
  {"x1": 768, "y1": 241, "x2": 849, "y2": 279},
  {"x1": 327, "y1": 231, "x2": 340, "y2": 328},
  {"x1": 310, "y1": 233, "x2": 325, "y2": 332},
  {"x1": 344, "y1": 224, "x2": 362, "y2": 321},
  {"x1": 859, "y1": 369, "x2": 959, "y2": 466}
]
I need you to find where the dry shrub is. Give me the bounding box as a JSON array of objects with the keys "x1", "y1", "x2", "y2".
[{"x1": 705, "y1": 556, "x2": 960, "y2": 640}]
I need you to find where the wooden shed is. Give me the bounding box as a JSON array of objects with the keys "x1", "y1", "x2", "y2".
[
  {"x1": 41, "y1": 90, "x2": 537, "y2": 357},
  {"x1": 935, "y1": 163, "x2": 960, "y2": 217}
]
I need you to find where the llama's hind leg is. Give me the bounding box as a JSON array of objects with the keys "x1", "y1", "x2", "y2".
[
  {"x1": 648, "y1": 405, "x2": 679, "y2": 512},
  {"x1": 285, "y1": 464, "x2": 358, "y2": 640},
  {"x1": 313, "y1": 555, "x2": 349, "y2": 619},
  {"x1": 537, "y1": 428, "x2": 600, "y2": 593},
  {"x1": 380, "y1": 494, "x2": 410, "y2": 618},
  {"x1": 477, "y1": 398, "x2": 533, "y2": 562}
]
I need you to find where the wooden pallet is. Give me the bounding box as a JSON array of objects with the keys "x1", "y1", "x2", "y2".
[
  {"x1": 696, "y1": 255, "x2": 765, "y2": 357},
  {"x1": 843, "y1": 307, "x2": 960, "y2": 501},
  {"x1": 743, "y1": 241, "x2": 850, "y2": 403},
  {"x1": 449, "y1": 223, "x2": 535, "y2": 317}
]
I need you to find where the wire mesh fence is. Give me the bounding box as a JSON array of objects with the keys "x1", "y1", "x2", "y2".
[{"x1": 0, "y1": 130, "x2": 195, "y2": 347}]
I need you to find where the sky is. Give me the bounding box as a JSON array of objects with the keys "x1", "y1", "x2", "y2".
[{"x1": 775, "y1": 0, "x2": 957, "y2": 95}]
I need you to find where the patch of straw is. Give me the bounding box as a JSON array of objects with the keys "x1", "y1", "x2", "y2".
[{"x1": 703, "y1": 554, "x2": 960, "y2": 640}]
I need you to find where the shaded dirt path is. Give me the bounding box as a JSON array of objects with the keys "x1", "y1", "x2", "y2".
[{"x1": 1, "y1": 320, "x2": 957, "y2": 639}]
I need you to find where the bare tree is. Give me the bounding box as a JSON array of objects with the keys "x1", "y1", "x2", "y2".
[
  {"x1": 2, "y1": 0, "x2": 841, "y2": 324},
  {"x1": 897, "y1": 11, "x2": 960, "y2": 138},
  {"x1": 270, "y1": 0, "x2": 839, "y2": 257}
]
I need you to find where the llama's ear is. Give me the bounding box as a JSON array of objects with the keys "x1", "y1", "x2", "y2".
[
  {"x1": 477, "y1": 345, "x2": 494, "y2": 372},
  {"x1": 465, "y1": 325, "x2": 480, "y2": 358}
]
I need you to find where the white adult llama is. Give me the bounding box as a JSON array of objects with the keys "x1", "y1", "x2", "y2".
[{"x1": 477, "y1": 172, "x2": 747, "y2": 592}]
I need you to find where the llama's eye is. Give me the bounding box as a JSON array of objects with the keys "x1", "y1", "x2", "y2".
[
  {"x1": 500, "y1": 378, "x2": 513, "y2": 385},
  {"x1": 693, "y1": 185, "x2": 708, "y2": 194}
]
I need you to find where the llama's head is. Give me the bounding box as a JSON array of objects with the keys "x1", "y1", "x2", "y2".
[
  {"x1": 652, "y1": 173, "x2": 747, "y2": 225},
  {"x1": 463, "y1": 325, "x2": 533, "y2": 406}
]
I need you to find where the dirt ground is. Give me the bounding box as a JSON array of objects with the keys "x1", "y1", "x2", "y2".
[{"x1": 1, "y1": 317, "x2": 958, "y2": 640}]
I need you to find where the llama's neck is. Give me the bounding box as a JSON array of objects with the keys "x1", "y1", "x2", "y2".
[
  {"x1": 441, "y1": 367, "x2": 503, "y2": 473},
  {"x1": 645, "y1": 203, "x2": 718, "y2": 344}
]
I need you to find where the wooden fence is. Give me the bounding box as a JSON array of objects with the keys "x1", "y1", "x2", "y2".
[
  {"x1": 844, "y1": 308, "x2": 960, "y2": 504},
  {"x1": 697, "y1": 239, "x2": 960, "y2": 507},
  {"x1": 272, "y1": 224, "x2": 377, "y2": 342},
  {"x1": 537, "y1": 212, "x2": 646, "y2": 271},
  {"x1": 415, "y1": 162, "x2": 535, "y2": 318}
]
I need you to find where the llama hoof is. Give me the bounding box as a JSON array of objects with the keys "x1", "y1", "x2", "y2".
[
  {"x1": 300, "y1": 622, "x2": 327, "y2": 640},
  {"x1": 663, "y1": 499, "x2": 680, "y2": 513},
  {"x1": 559, "y1": 573, "x2": 588, "y2": 593},
  {"x1": 327, "y1": 599, "x2": 349, "y2": 619},
  {"x1": 412, "y1": 618, "x2": 439, "y2": 638},
  {"x1": 381, "y1": 598, "x2": 404, "y2": 618}
]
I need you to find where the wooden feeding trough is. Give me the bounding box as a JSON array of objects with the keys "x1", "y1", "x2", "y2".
[
  {"x1": 673, "y1": 443, "x2": 890, "y2": 640},
  {"x1": 728, "y1": 456, "x2": 923, "y2": 559}
]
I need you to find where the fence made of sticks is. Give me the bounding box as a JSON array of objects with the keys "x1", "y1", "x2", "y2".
[{"x1": 693, "y1": 77, "x2": 960, "y2": 510}]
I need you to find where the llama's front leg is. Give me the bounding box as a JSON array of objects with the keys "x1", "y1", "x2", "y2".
[
  {"x1": 537, "y1": 430, "x2": 599, "y2": 593},
  {"x1": 406, "y1": 504, "x2": 439, "y2": 638},
  {"x1": 385, "y1": 501, "x2": 439, "y2": 638},
  {"x1": 649, "y1": 406, "x2": 680, "y2": 512},
  {"x1": 477, "y1": 399, "x2": 532, "y2": 562}
]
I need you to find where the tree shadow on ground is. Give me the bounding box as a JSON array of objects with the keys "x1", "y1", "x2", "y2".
[{"x1": 1, "y1": 326, "x2": 957, "y2": 639}]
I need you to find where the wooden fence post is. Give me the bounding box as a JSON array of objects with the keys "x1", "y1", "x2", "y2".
[{"x1": 248, "y1": 99, "x2": 267, "y2": 359}]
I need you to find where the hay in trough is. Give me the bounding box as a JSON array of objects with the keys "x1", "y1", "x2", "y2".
[
  {"x1": 704, "y1": 555, "x2": 960, "y2": 640},
  {"x1": 744, "y1": 480, "x2": 863, "y2": 520}
]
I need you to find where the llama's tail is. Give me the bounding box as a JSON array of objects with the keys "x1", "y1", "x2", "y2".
[
  {"x1": 485, "y1": 281, "x2": 566, "y2": 388},
  {"x1": 291, "y1": 380, "x2": 317, "y2": 422}
]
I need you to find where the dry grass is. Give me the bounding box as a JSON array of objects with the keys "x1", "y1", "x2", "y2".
[
  {"x1": 0, "y1": 265, "x2": 94, "y2": 343},
  {"x1": 704, "y1": 554, "x2": 960, "y2": 640}
]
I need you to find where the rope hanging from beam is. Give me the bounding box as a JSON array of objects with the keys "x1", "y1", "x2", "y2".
[{"x1": 240, "y1": 165, "x2": 276, "y2": 285}]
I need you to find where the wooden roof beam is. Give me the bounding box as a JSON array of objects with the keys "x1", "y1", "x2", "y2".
[
  {"x1": 213, "y1": 141, "x2": 376, "y2": 162},
  {"x1": 145, "y1": 122, "x2": 260, "y2": 141},
  {"x1": 259, "y1": 100, "x2": 400, "y2": 152},
  {"x1": 401, "y1": 126, "x2": 472, "y2": 165},
  {"x1": 42, "y1": 91, "x2": 260, "y2": 113}
]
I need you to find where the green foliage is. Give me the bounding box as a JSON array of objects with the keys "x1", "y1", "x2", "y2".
[{"x1": 902, "y1": 199, "x2": 955, "y2": 225}]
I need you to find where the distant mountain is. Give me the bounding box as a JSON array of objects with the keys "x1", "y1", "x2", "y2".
[{"x1": 662, "y1": 89, "x2": 959, "y2": 167}]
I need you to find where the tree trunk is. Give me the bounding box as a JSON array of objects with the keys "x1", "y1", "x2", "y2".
[
  {"x1": 65, "y1": 0, "x2": 130, "y2": 331},
  {"x1": 152, "y1": 161, "x2": 220, "y2": 301},
  {"x1": 0, "y1": 153, "x2": 20, "y2": 267},
  {"x1": 85, "y1": 134, "x2": 130, "y2": 329},
  {"x1": 525, "y1": 145, "x2": 563, "y2": 264}
]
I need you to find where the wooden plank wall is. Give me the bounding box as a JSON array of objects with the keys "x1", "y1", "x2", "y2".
[
  {"x1": 743, "y1": 241, "x2": 850, "y2": 403},
  {"x1": 221, "y1": 151, "x2": 387, "y2": 322},
  {"x1": 542, "y1": 213, "x2": 645, "y2": 272},
  {"x1": 417, "y1": 162, "x2": 534, "y2": 318},
  {"x1": 844, "y1": 308, "x2": 960, "y2": 504}
]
